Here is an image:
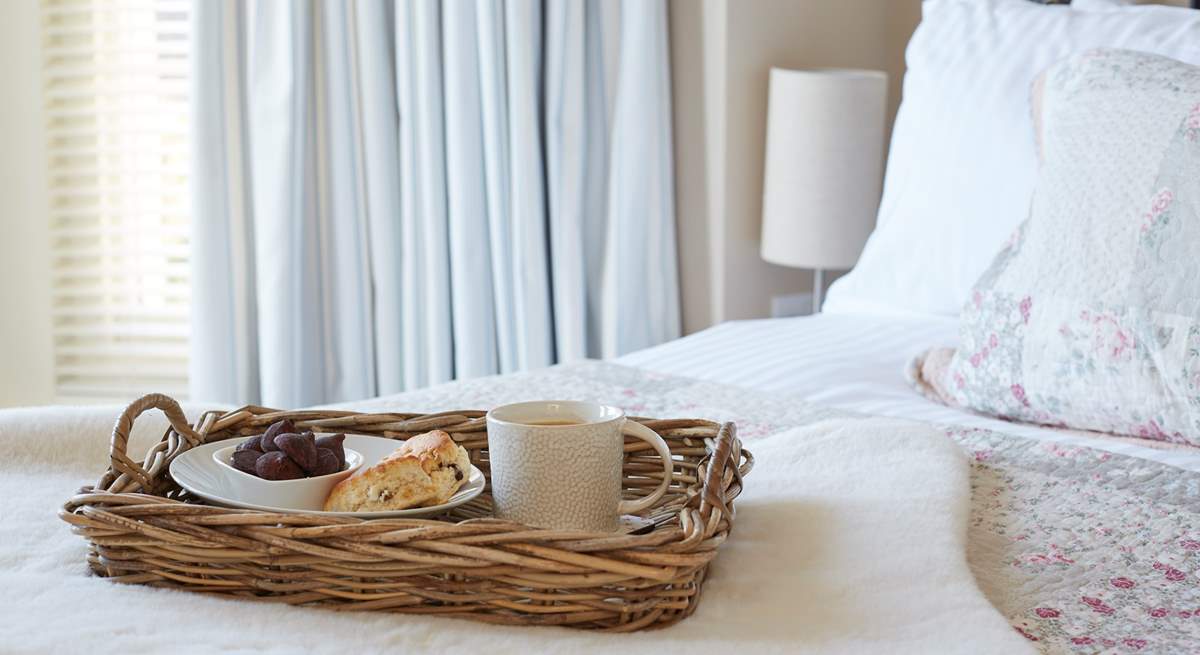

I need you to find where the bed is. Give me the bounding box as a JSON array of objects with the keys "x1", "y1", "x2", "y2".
[
  {"x1": 4, "y1": 312, "x2": 1198, "y2": 653},
  {"x1": 6, "y1": 1, "x2": 1200, "y2": 653}
]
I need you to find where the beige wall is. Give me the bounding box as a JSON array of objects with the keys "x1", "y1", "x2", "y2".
[
  {"x1": 671, "y1": 0, "x2": 921, "y2": 331},
  {"x1": 0, "y1": 0, "x2": 54, "y2": 407},
  {"x1": 720, "y1": 0, "x2": 919, "y2": 322}
]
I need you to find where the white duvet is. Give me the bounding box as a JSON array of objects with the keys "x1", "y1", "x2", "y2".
[{"x1": 0, "y1": 403, "x2": 1029, "y2": 654}]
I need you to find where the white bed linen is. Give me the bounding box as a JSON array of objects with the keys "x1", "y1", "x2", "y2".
[
  {"x1": 0, "y1": 377, "x2": 1029, "y2": 654},
  {"x1": 619, "y1": 312, "x2": 1200, "y2": 472},
  {"x1": 10, "y1": 318, "x2": 1197, "y2": 651}
]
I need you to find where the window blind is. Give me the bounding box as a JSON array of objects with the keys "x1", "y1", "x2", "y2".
[{"x1": 41, "y1": 0, "x2": 192, "y2": 400}]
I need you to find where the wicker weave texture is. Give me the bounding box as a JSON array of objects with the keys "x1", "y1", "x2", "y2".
[{"x1": 61, "y1": 394, "x2": 753, "y2": 631}]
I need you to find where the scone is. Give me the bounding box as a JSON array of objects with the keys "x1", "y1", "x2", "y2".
[{"x1": 323, "y1": 430, "x2": 470, "y2": 512}]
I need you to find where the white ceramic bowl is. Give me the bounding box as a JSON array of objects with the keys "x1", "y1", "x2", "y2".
[{"x1": 212, "y1": 439, "x2": 363, "y2": 511}]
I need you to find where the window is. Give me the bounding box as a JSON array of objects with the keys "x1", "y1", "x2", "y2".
[{"x1": 41, "y1": 0, "x2": 191, "y2": 400}]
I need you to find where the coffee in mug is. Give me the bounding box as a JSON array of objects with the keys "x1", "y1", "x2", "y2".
[{"x1": 485, "y1": 400, "x2": 674, "y2": 532}]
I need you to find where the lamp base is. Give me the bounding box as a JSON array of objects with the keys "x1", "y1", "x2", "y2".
[
  {"x1": 769, "y1": 268, "x2": 828, "y2": 317},
  {"x1": 770, "y1": 292, "x2": 814, "y2": 318},
  {"x1": 813, "y1": 268, "x2": 825, "y2": 313}
]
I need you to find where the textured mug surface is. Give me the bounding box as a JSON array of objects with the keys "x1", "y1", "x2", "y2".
[{"x1": 486, "y1": 401, "x2": 670, "y2": 532}]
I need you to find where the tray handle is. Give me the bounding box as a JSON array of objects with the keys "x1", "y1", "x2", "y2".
[
  {"x1": 103, "y1": 393, "x2": 202, "y2": 494},
  {"x1": 697, "y1": 422, "x2": 747, "y2": 529}
]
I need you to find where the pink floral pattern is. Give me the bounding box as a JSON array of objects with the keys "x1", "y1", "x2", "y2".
[
  {"x1": 1011, "y1": 384, "x2": 1030, "y2": 407},
  {"x1": 1110, "y1": 577, "x2": 1135, "y2": 589},
  {"x1": 1084, "y1": 310, "x2": 1136, "y2": 361},
  {"x1": 1139, "y1": 188, "x2": 1175, "y2": 249},
  {"x1": 946, "y1": 422, "x2": 1199, "y2": 653},
  {"x1": 1019, "y1": 296, "x2": 1033, "y2": 325}
]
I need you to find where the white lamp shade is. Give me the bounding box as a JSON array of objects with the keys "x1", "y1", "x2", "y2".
[{"x1": 760, "y1": 67, "x2": 887, "y2": 270}]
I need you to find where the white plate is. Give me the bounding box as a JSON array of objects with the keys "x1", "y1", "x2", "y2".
[{"x1": 170, "y1": 434, "x2": 486, "y2": 518}]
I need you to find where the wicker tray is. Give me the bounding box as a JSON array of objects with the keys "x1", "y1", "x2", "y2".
[{"x1": 61, "y1": 393, "x2": 753, "y2": 631}]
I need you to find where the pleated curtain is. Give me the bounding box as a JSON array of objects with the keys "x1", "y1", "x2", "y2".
[{"x1": 189, "y1": 0, "x2": 679, "y2": 407}]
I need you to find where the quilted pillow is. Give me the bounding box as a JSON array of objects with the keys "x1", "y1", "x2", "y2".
[{"x1": 931, "y1": 48, "x2": 1200, "y2": 446}]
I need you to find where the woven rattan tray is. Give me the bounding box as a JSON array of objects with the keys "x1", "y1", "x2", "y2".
[{"x1": 61, "y1": 393, "x2": 753, "y2": 631}]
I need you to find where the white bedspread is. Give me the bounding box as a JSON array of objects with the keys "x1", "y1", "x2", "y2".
[{"x1": 0, "y1": 402, "x2": 1029, "y2": 654}]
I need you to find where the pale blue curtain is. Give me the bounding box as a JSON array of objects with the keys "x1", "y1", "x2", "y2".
[{"x1": 190, "y1": 0, "x2": 679, "y2": 407}]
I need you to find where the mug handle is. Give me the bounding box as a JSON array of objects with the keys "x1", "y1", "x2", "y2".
[{"x1": 617, "y1": 421, "x2": 675, "y2": 515}]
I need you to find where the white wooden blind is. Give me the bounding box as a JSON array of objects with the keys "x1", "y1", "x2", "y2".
[{"x1": 41, "y1": 0, "x2": 192, "y2": 400}]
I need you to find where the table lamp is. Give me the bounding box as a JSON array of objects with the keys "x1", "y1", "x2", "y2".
[{"x1": 760, "y1": 67, "x2": 887, "y2": 312}]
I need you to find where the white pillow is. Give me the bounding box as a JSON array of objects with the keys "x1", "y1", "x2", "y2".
[{"x1": 823, "y1": 0, "x2": 1200, "y2": 318}]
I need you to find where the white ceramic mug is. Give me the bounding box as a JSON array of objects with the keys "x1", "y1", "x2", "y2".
[{"x1": 485, "y1": 400, "x2": 675, "y2": 532}]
